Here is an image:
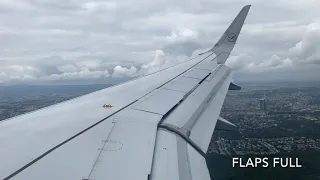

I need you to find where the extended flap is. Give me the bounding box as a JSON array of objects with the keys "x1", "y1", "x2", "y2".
[
  {"x1": 215, "y1": 117, "x2": 236, "y2": 131},
  {"x1": 229, "y1": 82, "x2": 241, "y2": 90}
]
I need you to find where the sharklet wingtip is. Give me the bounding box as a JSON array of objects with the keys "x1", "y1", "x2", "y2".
[{"x1": 208, "y1": 5, "x2": 251, "y2": 64}]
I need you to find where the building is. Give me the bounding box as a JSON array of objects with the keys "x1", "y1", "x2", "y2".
[{"x1": 260, "y1": 98, "x2": 267, "y2": 111}]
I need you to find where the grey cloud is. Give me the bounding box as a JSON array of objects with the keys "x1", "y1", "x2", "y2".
[
  {"x1": 0, "y1": 0, "x2": 320, "y2": 84},
  {"x1": 162, "y1": 29, "x2": 202, "y2": 56},
  {"x1": 288, "y1": 23, "x2": 320, "y2": 64},
  {"x1": 112, "y1": 65, "x2": 137, "y2": 77}
]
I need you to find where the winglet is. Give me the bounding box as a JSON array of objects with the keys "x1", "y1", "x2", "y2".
[{"x1": 201, "y1": 5, "x2": 251, "y2": 64}]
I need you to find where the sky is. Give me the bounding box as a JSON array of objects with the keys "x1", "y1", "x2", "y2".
[{"x1": 0, "y1": 0, "x2": 320, "y2": 85}]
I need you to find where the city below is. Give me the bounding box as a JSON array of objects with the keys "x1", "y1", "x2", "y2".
[{"x1": 210, "y1": 86, "x2": 320, "y2": 156}]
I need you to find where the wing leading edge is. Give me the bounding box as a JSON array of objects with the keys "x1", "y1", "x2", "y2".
[{"x1": 0, "y1": 5, "x2": 251, "y2": 180}]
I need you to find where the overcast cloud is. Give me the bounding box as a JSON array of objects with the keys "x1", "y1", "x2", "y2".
[{"x1": 0, "y1": 0, "x2": 320, "y2": 84}]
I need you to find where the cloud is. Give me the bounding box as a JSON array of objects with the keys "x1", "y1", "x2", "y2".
[
  {"x1": 40, "y1": 69, "x2": 110, "y2": 81},
  {"x1": 0, "y1": 0, "x2": 320, "y2": 84},
  {"x1": 0, "y1": 0, "x2": 34, "y2": 13},
  {"x1": 163, "y1": 29, "x2": 201, "y2": 56},
  {"x1": 112, "y1": 65, "x2": 137, "y2": 77},
  {"x1": 57, "y1": 64, "x2": 78, "y2": 73},
  {"x1": 225, "y1": 19, "x2": 320, "y2": 81},
  {"x1": 225, "y1": 53, "x2": 254, "y2": 71},
  {"x1": 82, "y1": 1, "x2": 117, "y2": 13},
  {"x1": 139, "y1": 49, "x2": 194, "y2": 75},
  {"x1": 257, "y1": 55, "x2": 293, "y2": 70},
  {"x1": 288, "y1": 22, "x2": 320, "y2": 64},
  {"x1": 140, "y1": 50, "x2": 167, "y2": 75}
]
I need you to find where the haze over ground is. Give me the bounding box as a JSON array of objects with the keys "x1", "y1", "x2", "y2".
[{"x1": 1, "y1": 0, "x2": 320, "y2": 85}]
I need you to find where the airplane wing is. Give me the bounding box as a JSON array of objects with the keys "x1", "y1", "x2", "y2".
[{"x1": 0, "y1": 5, "x2": 250, "y2": 180}]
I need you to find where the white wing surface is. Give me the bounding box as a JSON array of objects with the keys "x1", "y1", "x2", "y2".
[{"x1": 0, "y1": 5, "x2": 250, "y2": 180}]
